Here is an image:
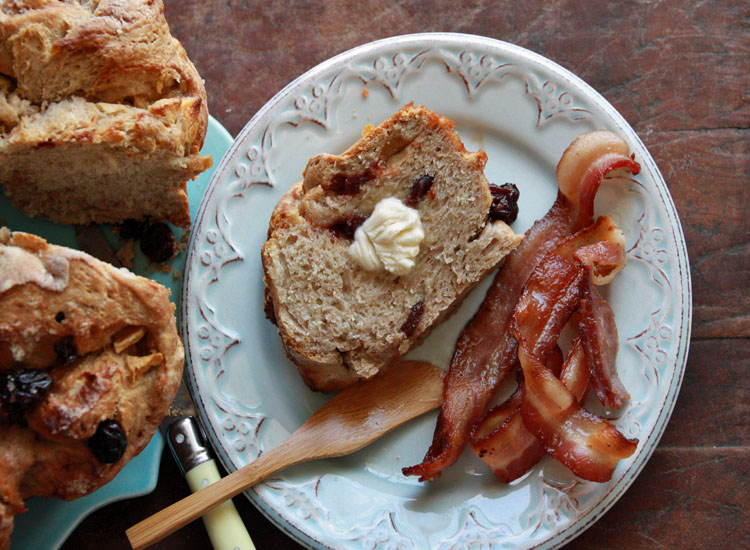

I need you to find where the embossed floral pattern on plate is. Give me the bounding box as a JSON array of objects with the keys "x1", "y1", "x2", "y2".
[{"x1": 181, "y1": 34, "x2": 691, "y2": 550}]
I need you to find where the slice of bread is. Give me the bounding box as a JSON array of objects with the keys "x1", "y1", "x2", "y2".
[
  {"x1": 0, "y1": 0, "x2": 211, "y2": 227},
  {"x1": 0, "y1": 227, "x2": 183, "y2": 548},
  {"x1": 262, "y1": 104, "x2": 522, "y2": 392}
]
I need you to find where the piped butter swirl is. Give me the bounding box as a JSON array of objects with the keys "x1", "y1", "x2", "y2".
[{"x1": 348, "y1": 197, "x2": 424, "y2": 276}]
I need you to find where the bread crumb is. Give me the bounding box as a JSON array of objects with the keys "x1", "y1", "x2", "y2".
[
  {"x1": 177, "y1": 230, "x2": 190, "y2": 254},
  {"x1": 362, "y1": 124, "x2": 375, "y2": 137},
  {"x1": 116, "y1": 240, "x2": 135, "y2": 268},
  {"x1": 361, "y1": 87, "x2": 369, "y2": 98}
]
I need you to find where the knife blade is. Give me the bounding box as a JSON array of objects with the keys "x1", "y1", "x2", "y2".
[{"x1": 74, "y1": 224, "x2": 254, "y2": 549}]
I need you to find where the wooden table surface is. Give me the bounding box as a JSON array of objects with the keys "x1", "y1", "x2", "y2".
[{"x1": 62, "y1": 1, "x2": 749, "y2": 549}]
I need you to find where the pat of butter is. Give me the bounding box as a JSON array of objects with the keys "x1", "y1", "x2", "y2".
[{"x1": 348, "y1": 197, "x2": 424, "y2": 276}]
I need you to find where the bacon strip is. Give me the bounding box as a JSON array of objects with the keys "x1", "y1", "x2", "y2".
[
  {"x1": 470, "y1": 387, "x2": 544, "y2": 483},
  {"x1": 513, "y1": 253, "x2": 585, "y2": 361},
  {"x1": 471, "y1": 228, "x2": 593, "y2": 483},
  {"x1": 580, "y1": 274, "x2": 628, "y2": 408},
  {"x1": 470, "y1": 349, "x2": 562, "y2": 483},
  {"x1": 560, "y1": 337, "x2": 590, "y2": 403},
  {"x1": 471, "y1": 338, "x2": 590, "y2": 483},
  {"x1": 514, "y1": 216, "x2": 623, "y2": 356},
  {"x1": 562, "y1": 216, "x2": 628, "y2": 408},
  {"x1": 510, "y1": 217, "x2": 636, "y2": 481},
  {"x1": 471, "y1": 221, "x2": 624, "y2": 483},
  {"x1": 402, "y1": 197, "x2": 571, "y2": 481},
  {"x1": 405, "y1": 131, "x2": 640, "y2": 482},
  {"x1": 556, "y1": 130, "x2": 641, "y2": 232},
  {"x1": 518, "y1": 347, "x2": 637, "y2": 482}
]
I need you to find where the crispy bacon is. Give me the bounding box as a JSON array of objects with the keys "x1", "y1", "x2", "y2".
[
  {"x1": 471, "y1": 338, "x2": 591, "y2": 483},
  {"x1": 556, "y1": 130, "x2": 641, "y2": 232},
  {"x1": 575, "y1": 241, "x2": 626, "y2": 284},
  {"x1": 518, "y1": 347, "x2": 637, "y2": 482},
  {"x1": 510, "y1": 217, "x2": 636, "y2": 481},
  {"x1": 470, "y1": 349, "x2": 563, "y2": 483},
  {"x1": 402, "y1": 197, "x2": 571, "y2": 481},
  {"x1": 556, "y1": 216, "x2": 626, "y2": 270},
  {"x1": 470, "y1": 387, "x2": 544, "y2": 483},
  {"x1": 513, "y1": 254, "x2": 585, "y2": 361},
  {"x1": 556, "y1": 216, "x2": 628, "y2": 408},
  {"x1": 405, "y1": 131, "x2": 640, "y2": 483},
  {"x1": 514, "y1": 216, "x2": 624, "y2": 358},
  {"x1": 560, "y1": 337, "x2": 590, "y2": 403},
  {"x1": 580, "y1": 274, "x2": 628, "y2": 408},
  {"x1": 471, "y1": 220, "x2": 627, "y2": 483}
]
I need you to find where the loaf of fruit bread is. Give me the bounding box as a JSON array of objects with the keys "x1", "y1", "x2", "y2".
[
  {"x1": 0, "y1": 228, "x2": 183, "y2": 549},
  {"x1": 262, "y1": 104, "x2": 523, "y2": 392},
  {"x1": 0, "y1": 0, "x2": 211, "y2": 227}
]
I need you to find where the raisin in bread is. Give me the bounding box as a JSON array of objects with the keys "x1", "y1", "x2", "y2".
[
  {"x1": 262, "y1": 104, "x2": 522, "y2": 392},
  {"x1": 0, "y1": 0, "x2": 211, "y2": 227},
  {"x1": 0, "y1": 228, "x2": 183, "y2": 549}
]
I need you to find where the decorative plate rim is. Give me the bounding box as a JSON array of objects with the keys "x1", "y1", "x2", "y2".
[{"x1": 182, "y1": 33, "x2": 692, "y2": 550}]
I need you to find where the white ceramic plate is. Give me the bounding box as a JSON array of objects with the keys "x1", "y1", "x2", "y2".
[
  {"x1": 1, "y1": 117, "x2": 233, "y2": 550},
  {"x1": 182, "y1": 34, "x2": 691, "y2": 550}
]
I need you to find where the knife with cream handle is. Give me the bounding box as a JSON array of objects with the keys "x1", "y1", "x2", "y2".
[{"x1": 167, "y1": 417, "x2": 255, "y2": 550}]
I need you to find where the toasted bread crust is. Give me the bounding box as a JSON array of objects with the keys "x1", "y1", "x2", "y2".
[
  {"x1": 0, "y1": 228, "x2": 183, "y2": 547},
  {"x1": 0, "y1": 0, "x2": 211, "y2": 227}
]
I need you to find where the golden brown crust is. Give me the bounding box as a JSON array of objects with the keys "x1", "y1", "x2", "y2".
[
  {"x1": 0, "y1": 0, "x2": 205, "y2": 112},
  {"x1": 0, "y1": 0, "x2": 211, "y2": 227},
  {"x1": 0, "y1": 229, "x2": 183, "y2": 547}
]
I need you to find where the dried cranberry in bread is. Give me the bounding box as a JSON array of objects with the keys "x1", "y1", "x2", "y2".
[
  {"x1": 262, "y1": 104, "x2": 522, "y2": 392},
  {"x1": 0, "y1": 0, "x2": 211, "y2": 227},
  {"x1": 0, "y1": 228, "x2": 183, "y2": 549}
]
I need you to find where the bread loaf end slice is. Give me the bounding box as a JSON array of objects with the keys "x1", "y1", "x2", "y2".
[{"x1": 262, "y1": 104, "x2": 522, "y2": 392}]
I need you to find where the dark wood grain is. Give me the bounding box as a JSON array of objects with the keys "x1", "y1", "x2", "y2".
[{"x1": 60, "y1": 0, "x2": 749, "y2": 548}]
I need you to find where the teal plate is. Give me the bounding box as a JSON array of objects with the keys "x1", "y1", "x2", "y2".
[
  {"x1": 3, "y1": 116, "x2": 233, "y2": 550},
  {"x1": 12, "y1": 435, "x2": 164, "y2": 550}
]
